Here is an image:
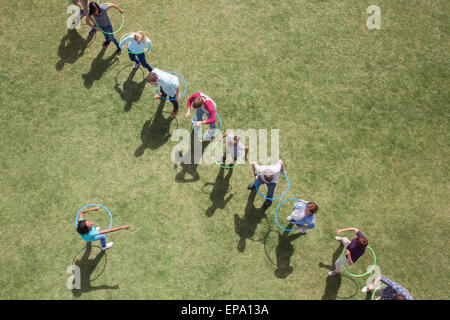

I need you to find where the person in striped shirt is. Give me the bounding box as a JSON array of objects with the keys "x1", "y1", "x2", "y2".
[
  {"x1": 363, "y1": 274, "x2": 414, "y2": 300},
  {"x1": 185, "y1": 92, "x2": 218, "y2": 138},
  {"x1": 119, "y1": 31, "x2": 153, "y2": 72}
]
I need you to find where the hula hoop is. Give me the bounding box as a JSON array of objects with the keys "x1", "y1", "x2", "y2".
[
  {"x1": 154, "y1": 71, "x2": 187, "y2": 101},
  {"x1": 341, "y1": 246, "x2": 376, "y2": 278},
  {"x1": 92, "y1": 4, "x2": 124, "y2": 35},
  {"x1": 119, "y1": 32, "x2": 151, "y2": 55},
  {"x1": 274, "y1": 198, "x2": 304, "y2": 232},
  {"x1": 255, "y1": 171, "x2": 289, "y2": 201},
  {"x1": 371, "y1": 284, "x2": 386, "y2": 300},
  {"x1": 210, "y1": 136, "x2": 245, "y2": 169},
  {"x1": 192, "y1": 113, "x2": 222, "y2": 139},
  {"x1": 75, "y1": 204, "x2": 113, "y2": 230}
]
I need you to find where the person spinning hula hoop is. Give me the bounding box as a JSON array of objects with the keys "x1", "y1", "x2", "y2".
[
  {"x1": 119, "y1": 31, "x2": 153, "y2": 72},
  {"x1": 77, "y1": 206, "x2": 130, "y2": 251},
  {"x1": 247, "y1": 160, "x2": 286, "y2": 208},
  {"x1": 85, "y1": 2, "x2": 123, "y2": 55},
  {"x1": 328, "y1": 227, "x2": 368, "y2": 276},
  {"x1": 186, "y1": 92, "x2": 218, "y2": 139},
  {"x1": 286, "y1": 199, "x2": 319, "y2": 234},
  {"x1": 217, "y1": 131, "x2": 248, "y2": 167},
  {"x1": 362, "y1": 274, "x2": 414, "y2": 300}
]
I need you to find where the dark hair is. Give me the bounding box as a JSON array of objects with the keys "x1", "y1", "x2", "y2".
[
  {"x1": 393, "y1": 293, "x2": 406, "y2": 300},
  {"x1": 307, "y1": 202, "x2": 318, "y2": 214},
  {"x1": 192, "y1": 97, "x2": 204, "y2": 108},
  {"x1": 146, "y1": 72, "x2": 158, "y2": 83},
  {"x1": 356, "y1": 236, "x2": 368, "y2": 248},
  {"x1": 89, "y1": 2, "x2": 101, "y2": 14},
  {"x1": 77, "y1": 220, "x2": 90, "y2": 235}
]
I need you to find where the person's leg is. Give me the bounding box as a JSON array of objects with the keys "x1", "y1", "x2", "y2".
[
  {"x1": 102, "y1": 26, "x2": 121, "y2": 52},
  {"x1": 128, "y1": 52, "x2": 139, "y2": 63},
  {"x1": 136, "y1": 53, "x2": 153, "y2": 72},
  {"x1": 262, "y1": 182, "x2": 276, "y2": 207},
  {"x1": 329, "y1": 240, "x2": 349, "y2": 275},
  {"x1": 96, "y1": 235, "x2": 107, "y2": 248},
  {"x1": 169, "y1": 95, "x2": 179, "y2": 117},
  {"x1": 335, "y1": 236, "x2": 351, "y2": 247}
]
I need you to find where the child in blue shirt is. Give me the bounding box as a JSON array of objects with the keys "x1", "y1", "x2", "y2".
[
  {"x1": 77, "y1": 206, "x2": 130, "y2": 251},
  {"x1": 286, "y1": 199, "x2": 319, "y2": 233}
]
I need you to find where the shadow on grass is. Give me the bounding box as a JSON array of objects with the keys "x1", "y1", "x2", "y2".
[
  {"x1": 274, "y1": 224, "x2": 306, "y2": 279},
  {"x1": 319, "y1": 243, "x2": 345, "y2": 300},
  {"x1": 81, "y1": 46, "x2": 119, "y2": 89},
  {"x1": 71, "y1": 242, "x2": 118, "y2": 297},
  {"x1": 174, "y1": 131, "x2": 210, "y2": 183},
  {"x1": 234, "y1": 189, "x2": 268, "y2": 252},
  {"x1": 135, "y1": 100, "x2": 175, "y2": 156},
  {"x1": 204, "y1": 167, "x2": 234, "y2": 217},
  {"x1": 56, "y1": 29, "x2": 95, "y2": 71},
  {"x1": 114, "y1": 66, "x2": 146, "y2": 112}
]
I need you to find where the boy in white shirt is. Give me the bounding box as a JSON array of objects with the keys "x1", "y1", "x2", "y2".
[{"x1": 219, "y1": 132, "x2": 248, "y2": 166}]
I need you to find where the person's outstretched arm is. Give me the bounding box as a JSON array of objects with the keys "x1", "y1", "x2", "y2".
[
  {"x1": 336, "y1": 227, "x2": 359, "y2": 235},
  {"x1": 252, "y1": 163, "x2": 258, "y2": 180},
  {"x1": 99, "y1": 225, "x2": 130, "y2": 234},
  {"x1": 108, "y1": 3, "x2": 123, "y2": 14},
  {"x1": 279, "y1": 159, "x2": 285, "y2": 172},
  {"x1": 79, "y1": 206, "x2": 101, "y2": 220},
  {"x1": 244, "y1": 146, "x2": 249, "y2": 162}
]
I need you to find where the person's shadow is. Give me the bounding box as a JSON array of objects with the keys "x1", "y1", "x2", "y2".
[
  {"x1": 114, "y1": 67, "x2": 146, "y2": 112},
  {"x1": 274, "y1": 224, "x2": 306, "y2": 279},
  {"x1": 56, "y1": 29, "x2": 94, "y2": 71},
  {"x1": 234, "y1": 189, "x2": 269, "y2": 252},
  {"x1": 174, "y1": 131, "x2": 210, "y2": 183},
  {"x1": 82, "y1": 46, "x2": 118, "y2": 89},
  {"x1": 135, "y1": 100, "x2": 174, "y2": 157},
  {"x1": 318, "y1": 243, "x2": 344, "y2": 300},
  {"x1": 71, "y1": 242, "x2": 119, "y2": 297},
  {"x1": 204, "y1": 167, "x2": 234, "y2": 217}
]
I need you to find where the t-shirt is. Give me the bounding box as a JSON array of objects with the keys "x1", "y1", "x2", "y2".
[
  {"x1": 78, "y1": 218, "x2": 99, "y2": 242},
  {"x1": 380, "y1": 275, "x2": 414, "y2": 300},
  {"x1": 119, "y1": 33, "x2": 152, "y2": 54},
  {"x1": 254, "y1": 163, "x2": 282, "y2": 183},
  {"x1": 87, "y1": 4, "x2": 111, "y2": 28},
  {"x1": 225, "y1": 133, "x2": 245, "y2": 158},
  {"x1": 152, "y1": 68, "x2": 179, "y2": 98},
  {"x1": 346, "y1": 231, "x2": 366, "y2": 263}
]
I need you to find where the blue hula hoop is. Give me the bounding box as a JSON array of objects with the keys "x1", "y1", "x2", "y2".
[
  {"x1": 192, "y1": 112, "x2": 223, "y2": 138},
  {"x1": 75, "y1": 204, "x2": 113, "y2": 230},
  {"x1": 255, "y1": 170, "x2": 289, "y2": 201},
  {"x1": 155, "y1": 71, "x2": 187, "y2": 101},
  {"x1": 275, "y1": 198, "x2": 303, "y2": 232}
]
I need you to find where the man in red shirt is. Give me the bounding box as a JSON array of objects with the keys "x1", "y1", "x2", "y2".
[{"x1": 185, "y1": 92, "x2": 217, "y2": 138}]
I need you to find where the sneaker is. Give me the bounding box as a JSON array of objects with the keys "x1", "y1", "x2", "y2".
[
  {"x1": 328, "y1": 270, "x2": 339, "y2": 276},
  {"x1": 286, "y1": 216, "x2": 292, "y2": 221},
  {"x1": 335, "y1": 236, "x2": 343, "y2": 241},
  {"x1": 361, "y1": 286, "x2": 368, "y2": 293},
  {"x1": 102, "y1": 40, "x2": 111, "y2": 47},
  {"x1": 133, "y1": 62, "x2": 140, "y2": 69},
  {"x1": 170, "y1": 109, "x2": 179, "y2": 118},
  {"x1": 262, "y1": 201, "x2": 272, "y2": 208},
  {"x1": 247, "y1": 182, "x2": 256, "y2": 190},
  {"x1": 115, "y1": 48, "x2": 122, "y2": 56},
  {"x1": 102, "y1": 242, "x2": 114, "y2": 251}
]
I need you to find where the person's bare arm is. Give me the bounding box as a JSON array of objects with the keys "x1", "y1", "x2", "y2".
[
  {"x1": 244, "y1": 146, "x2": 249, "y2": 162},
  {"x1": 279, "y1": 159, "x2": 285, "y2": 172},
  {"x1": 336, "y1": 227, "x2": 359, "y2": 235},
  {"x1": 175, "y1": 87, "x2": 180, "y2": 101},
  {"x1": 85, "y1": 16, "x2": 100, "y2": 31},
  {"x1": 99, "y1": 225, "x2": 130, "y2": 234},
  {"x1": 252, "y1": 163, "x2": 258, "y2": 180},
  {"x1": 108, "y1": 3, "x2": 123, "y2": 14}
]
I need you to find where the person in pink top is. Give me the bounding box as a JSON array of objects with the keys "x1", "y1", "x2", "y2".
[{"x1": 185, "y1": 92, "x2": 218, "y2": 138}]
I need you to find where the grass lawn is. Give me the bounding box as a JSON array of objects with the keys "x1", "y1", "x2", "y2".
[{"x1": 0, "y1": 0, "x2": 448, "y2": 299}]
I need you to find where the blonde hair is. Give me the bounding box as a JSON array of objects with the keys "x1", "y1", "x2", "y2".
[{"x1": 134, "y1": 31, "x2": 146, "y2": 43}]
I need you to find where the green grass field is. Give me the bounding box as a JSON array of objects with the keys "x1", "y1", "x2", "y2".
[{"x1": 0, "y1": 0, "x2": 448, "y2": 299}]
